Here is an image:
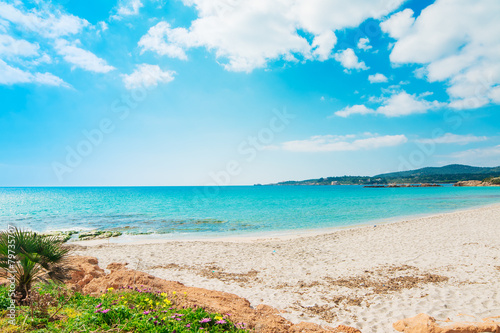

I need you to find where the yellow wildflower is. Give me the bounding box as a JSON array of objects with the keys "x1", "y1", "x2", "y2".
[{"x1": 65, "y1": 308, "x2": 79, "y2": 319}]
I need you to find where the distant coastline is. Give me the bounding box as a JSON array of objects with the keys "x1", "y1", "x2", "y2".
[{"x1": 265, "y1": 163, "x2": 500, "y2": 186}]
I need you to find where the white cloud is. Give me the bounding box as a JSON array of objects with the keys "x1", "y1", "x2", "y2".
[
  {"x1": 357, "y1": 37, "x2": 372, "y2": 51},
  {"x1": 32, "y1": 72, "x2": 68, "y2": 86},
  {"x1": 334, "y1": 105, "x2": 375, "y2": 118},
  {"x1": 122, "y1": 64, "x2": 175, "y2": 90},
  {"x1": 0, "y1": 59, "x2": 67, "y2": 86},
  {"x1": 138, "y1": 22, "x2": 188, "y2": 60},
  {"x1": 447, "y1": 145, "x2": 500, "y2": 165},
  {"x1": 54, "y1": 39, "x2": 115, "y2": 73},
  {"x1": 334, "y1": 91, "x2": 444, "y2": 117},
  {"x1": 380, "y1": 8, "x2": 414, "y2": 39},
  {"x1": 417, "y1": 133, "x2": 488, "y2": 145},
  {"x1": 368, "y1": 73, "x2": 388, "y2": 83},
  {"x1": 489, "y1": 86, "x2": 500, "y2": 104},
  {"x1": 277, "y1": 133, "x2": 407, "y2": 152},
  {"x1": 20, "y1": 53, "x2": 52, "y2": 67},
  {"x1": 0, "y1": 58, "x2": 32, "y2": 84},
  {"x1": 377, "y1": 91, "x2": 442, "y2": 117},
  {"x1": 112, "y1": 0, "x2": 143, "y2": 20},
  {"x1": 138, "y1": 0, "x2": 405, "y2": 72},
  {"x1": 381, "y1": 0, "x2": 500, "y2": 109},
  {"x1": 99, "y1": 21, "x2": 108, "y2": 32},
  {"x1": 333, "y1": 48, "x2": 368, "y2": 71},
  {"x1": 312, "y1": 30, "x2": 337, "y2": 61},
  {"x1": 0, "y1": 18, "x2": 8, "y2": 32},
  {"x1": 0, "y1": 2, "x2": 88, "y2": 38},
  {"x1": 0, "y1": 34, "x2": 38, "y2": 57}
]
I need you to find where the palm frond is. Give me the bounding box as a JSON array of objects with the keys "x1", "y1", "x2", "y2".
[{"x1": 0, "y1": 227, "x2": 71, "y2": 302}]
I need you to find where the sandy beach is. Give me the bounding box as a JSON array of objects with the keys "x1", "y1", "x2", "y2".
[{"x1": 70, "y1": 204, "x2": 500, "y2": 333}]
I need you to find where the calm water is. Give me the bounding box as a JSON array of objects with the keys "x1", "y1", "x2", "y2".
[{"x1": 1, "y1": 186, "x2": 500, "y2": 238}]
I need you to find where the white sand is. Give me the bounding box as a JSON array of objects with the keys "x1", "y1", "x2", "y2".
[{"x1": 71, "y1": 204, "x2": 500, "y2": 333}]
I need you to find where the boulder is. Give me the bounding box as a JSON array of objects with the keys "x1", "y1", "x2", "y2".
[
  {"x1": 454, "y1": 180, "x2": 484, "y2": 187},
  {"x1": 393, "y1": 313, "x2": 500, "y2": 333}
]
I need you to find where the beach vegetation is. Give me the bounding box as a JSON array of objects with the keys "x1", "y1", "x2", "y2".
[
  {"x1": 0, "y1": 283, "x2": 248, "y2": 332},
  {"x1": 0, "y1": 228, "x2": 70, "y2": 304},
  {"x1": 484, "y1": 176, "x2": 500, "y2": 184}
]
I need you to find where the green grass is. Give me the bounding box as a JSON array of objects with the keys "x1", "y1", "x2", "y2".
[{"x1": 0, "y1": 283, "x2": 249, "y2": 332}]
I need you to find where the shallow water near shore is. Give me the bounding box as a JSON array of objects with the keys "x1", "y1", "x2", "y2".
[{"x1": 1, "y1": 185, "x2": 500, "y2": 238}]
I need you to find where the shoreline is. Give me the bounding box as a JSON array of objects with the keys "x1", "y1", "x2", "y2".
[
  {"x1": 72, "y1": 203, "x2": 500, "y2": 332},
  {"x1": 70, "y1": 201, "x2": 500, "y2": 246}
]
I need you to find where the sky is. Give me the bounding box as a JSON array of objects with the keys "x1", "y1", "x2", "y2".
[{"x1": 0, "y1": 0, "x2": 499, "y2": 186}]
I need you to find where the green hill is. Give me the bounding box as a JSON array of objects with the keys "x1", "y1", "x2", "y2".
[
  {"x1": 375, "y1": 164, "x2": 500, "y2": 178},
  {"x1": 272, "y1": 164, "x2": 500, "y2": 185}
]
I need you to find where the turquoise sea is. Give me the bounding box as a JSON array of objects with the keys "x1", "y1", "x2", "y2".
[{"x1": 1, "y1": 186, "x2": 500, "y2": 239}]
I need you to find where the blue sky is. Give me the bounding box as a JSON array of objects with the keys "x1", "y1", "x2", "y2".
[{"x1": 0, "y1": 0, "x2": 499, "y2": 186}]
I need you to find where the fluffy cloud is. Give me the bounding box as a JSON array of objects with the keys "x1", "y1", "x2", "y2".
[
  {"x1": 334, "y1": 105, "x2": 374, "y2": 118},
  {"x1": 277, "y1": 133, "x2": 407, "y2": 152},
  {"x1": 334, "y1": 91, "x2": 443, "y2": 117},
  {"x1": 377, "y1": 91, "x2": 442, "y2": 117},
  {"x1": 357, "y1": 37, "x2": 372, "y2": 51},
  {"x1": 0, "y1": 18, "x2": 7, "y2": 32},
  {"x1": 312, "y1": 30, "x2": 337, "y2": 61},
  {"x1": 54, "y1": 39, "x2": 115, "y2": 73},
  {"x1": 334, "y1": 48, "x2": 368, "y2": 71},
  {"x1": 138, "y1": 22, "x2": 188, "y2": 60},
  {"x1": 99, "y1": 21, "x2": 108, "y2": 32},
  {"x1": 380, "y1": 8, "x2": 414, "y2": 39},
  {"x1": 0, "y1": 2, "x2": 88, "y2": 38},
  {"x1": 417, "y1": 133, "x2": 488, "y2": 145},
  {"x1": 112, "y1": 0, "x2": 144, "y2": 20},
  {"x1": 122, "y1": 64, "x2": 175, "y2": 90},
  {"x1": 33, "y1": 72, "x2": 68, "y2": 86},
  {"x1": 381, "y1": 0, "x2": 500, "y2": 109},
  {"x1": 0, "y1": 59, "x2": 67, "y2": 86},
  {"x1": 448, "y1": 145, "x2": 500, "y2": 165},
  {"x1": 0, "y1": 2, "x2": 115, "y2": 83},
  {"x1": 0, "y1": 34, "x2": 39, "y2": 57},
  {"x1": 368, "y1": 73, "x2": 388, "y2": 83},
  {"x1": 139, "y1": 0, "x2": 405, "y2": 72}
]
